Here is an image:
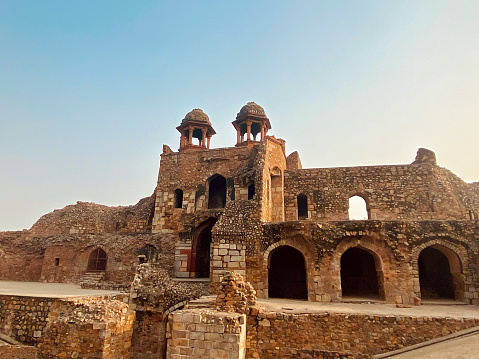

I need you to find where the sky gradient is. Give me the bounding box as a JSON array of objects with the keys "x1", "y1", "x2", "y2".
[{"x1": 1, "y1": 1, "x2": 478, "y2": 230}]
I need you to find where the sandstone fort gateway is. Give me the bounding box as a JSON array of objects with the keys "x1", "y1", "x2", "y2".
[{"x1": 1, "y1": 102, "x2": 479, "y2": 358}]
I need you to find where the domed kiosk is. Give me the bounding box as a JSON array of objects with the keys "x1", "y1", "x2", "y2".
[
  {"x1": 176, "y1": 109, "x2": 216, "y2": 151},
  {"x1": 232, "y1": 102, "x2": 271, "y2": 147}
]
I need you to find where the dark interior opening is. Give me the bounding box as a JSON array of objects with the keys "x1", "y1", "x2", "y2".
[
  {"x1": 208, "y1": 175, "x2": 226, "y2": 209},
  {"x1": 341, "y1": 247, "x2": 379, "y2": 298},
  {"x1": 194, "y1": 219, "x2": 217, "y2": 278},
  {"x1": 55, "y1": 258, "x2": 60, "y2": 266},
  {"x1": 248, "y1": 183, "x2": 255, "y2": 200},
  {"x1": 297, "y1": 193, "x2": 308, "y2": 219},
  {"x1": 419, "y1": 247, "x2": 455, "y2": 299},
  {"x1": 136, "y1": 244, "x2": 159, "y2": 263},
  {"x1": 87, "y1": 248, "x2": 107, "y2": 272},
  {"x1": 268, "y1": 245, "x2": 307, "y2": 299},
  {"x1": 174, "y1": 189, "x2": 183, "y2": 208}
]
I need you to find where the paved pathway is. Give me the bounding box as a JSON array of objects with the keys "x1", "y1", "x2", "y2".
[{"x1": 0, "y1": 281, "x2": 121, "y2": 298}]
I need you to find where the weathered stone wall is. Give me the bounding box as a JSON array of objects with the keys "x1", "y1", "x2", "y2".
[
  {"x1": 0, "y1": 337, "x2": 39, "y2": 359},
  {"x1": 0, "y1": 230, "x2": 175, "y2": 285},
  {"x1": 30, "y1": 194, "x2": 155, "y2": 236},
  {"x1": 0, "y1": 231, "x2": 44, "y2": 282},
  {"x1": 246, "y1": 308, "x2": 479, "y2": 358},
  {"x1": 284, "y1": 159, "x2": 478, "y2": 222},
  {"x1": 166, "y1": 309, "x2": 246, "y2": 359},
  {"x1": 0, "y1": 294, "x2": 134, "y2": 359},
  {"x1": 152, "y1": 145, "x2": 256, "y2": 234}
]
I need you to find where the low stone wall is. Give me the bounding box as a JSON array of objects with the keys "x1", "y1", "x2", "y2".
[
  {"x1": 166, "y1": 309, "x2": 246, "y2": 359},
  {"x1": 0, "y1": 294, "x2": 134, "y2": 359},
  {"x1": 246, "y1": 308, "x2": 479, "y2": 358}
]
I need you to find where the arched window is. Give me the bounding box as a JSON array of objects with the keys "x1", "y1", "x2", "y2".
[
  {"x1": 87, "y1": 248, "x2": 107, "y2": 272},
  {"x1": 248, "y1": 183, "x2": 255, "y2": 200},
  {"x1": 297, "y1": 193, "x2": 308, "y2": 219},
  {"x1": 174, "y1": 189, "x2": 183, "y2": 208},
  {"x1": 208, "y1": 175, "x2": 226, "y2": 209},
  {"x1": 348, "y1": 195, "x2": 369, "y2": 220}
]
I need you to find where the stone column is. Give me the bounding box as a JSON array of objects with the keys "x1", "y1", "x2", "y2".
[
  {"x1": 260, "y1": 125, "x2": 265, "y2": 140},
  {"x1": 188, "y1": 127, "x2": 193, "y2": 145},
  {"x1": 246, "y1": 121, "x2": 252, "y2": 141},
  {"x1": 236, "y1": 128, "x2": 241, "y2": 144},
  {"x1": 207, "y1": 135, "x2": 211, "y2": 149},
  {"x1": 201, "y1": 129, "x2": 206, "y2": 147}
]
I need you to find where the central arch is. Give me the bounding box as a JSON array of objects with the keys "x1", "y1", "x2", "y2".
[
  {"x1": 208, "y1": 175, "x2": 226, "y2": 209},
  {"x1": 268, "y1": 245, "x2": 307, "y2": 299},
  {"x1": 340, "y1": 247, "x2": 380, "y2": 299}
]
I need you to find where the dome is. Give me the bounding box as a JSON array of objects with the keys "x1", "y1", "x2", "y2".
[
  {"x1": 181, "y1": 109, "x2": 211, "y2": 126},
  {"x1": 237, "y1": 102, "x2": 267, "y2": 119}
]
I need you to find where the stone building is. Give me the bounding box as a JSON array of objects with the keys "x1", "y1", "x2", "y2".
[{"x1": 1, "y1": 102, "x2": 479, "y2": 358}]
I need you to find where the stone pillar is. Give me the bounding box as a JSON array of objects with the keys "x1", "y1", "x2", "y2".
[
  {"x1": 201, "y1": 129, "x2": 206, "y2": 147},
  {"x1": 207, "y1": 135, "x2": 211, "y2": 149},
  {"x1": 188, "y1": 127, "x2": 193, "y2": 145},
  {"x1": 260, "y1": 125, "x2": 265, "y2": 140},
  {"x1": 246, "y1": 121, "x2": 252, "y2": 141},
  {"x1": 236, "y1": 128, "x2": 241, "y2": 144}
]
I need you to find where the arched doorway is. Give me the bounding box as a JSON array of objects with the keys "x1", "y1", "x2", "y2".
[
  {"x1": 418, "y1": 246, "x2": 461, "y2": 300},
  {"x1": 341, "y1": 247, "x2": 380, "y2": 298},
  {"x1": 191, "y1": 218, "x2": 217, "y2": 278},
  {"x1": 208, "y1": 175, "x2": 226, "y2": 209},
  {"x1": 268, "y1": 245, "x2": 307, "y2": 299},
  {"x1": 348, "y1": 195, "x2": 369, "y2": 220},
  {"x1": 87, "y1": 248, "x2": 107, "y2": 272}
]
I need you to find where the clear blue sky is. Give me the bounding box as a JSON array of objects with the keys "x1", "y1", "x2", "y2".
[{"x1": 1, "y1": 1, "x2": 478, "y2": 230}]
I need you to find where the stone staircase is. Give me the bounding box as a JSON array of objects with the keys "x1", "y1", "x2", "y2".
[{"x1": 79, "y1": 271, "x2": 105, "y2": 288}]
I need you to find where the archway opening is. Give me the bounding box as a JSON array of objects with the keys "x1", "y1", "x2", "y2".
[
  {"x1": 268, "y1": 245, "x2": 307, "y2": 299},
  {"x1": 191, "y1": 218, "x2": 217, "y2": 278},
  {"x1": 87, "y1": 248, "x2": 107, "y2": 272},
  {"x1": 348, "y1": 195, "x2": 368, "y2": 220},
  {"x1": 208, "y1": 175, "x2": 226, "y2": 209},
  {"x1": 341, "y1": 247, "x2": 379, "y2": 298},
  {"x1": 297, "y1": 193, "x2": 308, "y2": 219},
  {"x1": 418, "y1": 246, "x2": 459, "y2": 300}
]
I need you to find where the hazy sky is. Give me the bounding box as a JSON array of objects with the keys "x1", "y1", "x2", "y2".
[{"x1": 1, "y1": 1, "x2": 478, "y2": 230}]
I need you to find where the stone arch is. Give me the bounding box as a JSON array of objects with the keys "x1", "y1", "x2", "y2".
[
  {"x1": 333, "y1": 238, "x2": 386, "y2": 301},
  {"x1": 267, "y1": 245, "x2": 307, "y2": 299},
  {"x1": 87, "y1": 247, "x2": 107, "y2": 272},
  {"x1": 348, "y1": 193, "x2": 370, "y2": 220},
  {"x1": 264, "y1": 238, "x2": 315, "y2": 300},
  {"x1": 190, "y1": 217, "x2": 217, "y2": 278},
  {"x1": 412, "y1": 239, "x2": 468, "y2": 301},
  {"x1": 208, "y1": 174, "x2": 226, "y2": 209}
]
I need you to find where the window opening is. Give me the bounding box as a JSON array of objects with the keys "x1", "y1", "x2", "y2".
[
  {"x1": 174, "y1": 189, "x2": 183, "y2": 208},
  {"x1": 208, "y1": 175, "x2": 226, "y2": 209},
  {"x1": 348, "y1": 196, "x2": 368, "y2": 220},
  {"x1": 297, "y1": 193, "x2": 308, "y2": 219}
]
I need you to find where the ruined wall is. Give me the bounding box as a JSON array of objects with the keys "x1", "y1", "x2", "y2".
[
  {"x1": 0, "y1": 231, "x2": 44, "y2": 282},
  {"x1": 246, "y1": 308, "x2": 479, "y2": 358},
  {"x1": 30, "y1": 195, "x2": 155, "y2": 236},
  {"x1": 284, "y1": 161, "x2": 477, "y2": 222},
  {"x1": 166, "y1": 309, "x2": 246, "y2": 359},
  {"x1": 0, "y1": 294, "x2": 134, "y2": 359}
]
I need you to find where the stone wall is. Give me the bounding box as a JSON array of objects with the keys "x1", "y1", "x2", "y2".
[
  {"x1": 166, "y1": 309, "x2": 246, "y2": 359},
  {"x1": 30, "y1": 195, "x2": 155, "y2": 236},
  {"x1": 284, "y1": 158, "x2": 478, "y2": 222},
  {"x1": 0, "y1": 294, "x2": 134, "y2": 359},
  {"x1": 246, "y1": 308, "x2": 479, "y2": 358}
]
